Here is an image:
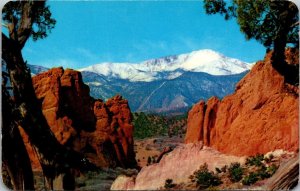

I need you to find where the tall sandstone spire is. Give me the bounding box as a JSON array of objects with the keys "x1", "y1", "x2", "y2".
[
  {"x1": 185, "y1": 49, "x2": 299, "y2": 156},
  {"x1": 21, "y1": 67, "x2": 137, "y2": 170}
]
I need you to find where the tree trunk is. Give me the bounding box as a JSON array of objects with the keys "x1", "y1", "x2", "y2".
[
  {"x1": 2, "y1": 33, "x2": 94, "y2": 189},
  {"x1": 271, "y1": 2, "x2": 299, "y2": 85},
  {"x1": 2, "y1": 84, "x2": 35, "y2": 190}
]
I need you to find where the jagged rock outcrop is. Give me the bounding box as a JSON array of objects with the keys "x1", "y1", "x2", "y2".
[
  {"x1": 111, "y1": 143, "x2": 246, "y2": 190},
  {"x1": 263, "y1": 156, "x2": 299, "y2": 190},
  {"x1": 185, "y1": 50, "x2": 299, "y2": 156},
  {"x1": 21, "y1": 67, "x2": 136, "y2": 170}
]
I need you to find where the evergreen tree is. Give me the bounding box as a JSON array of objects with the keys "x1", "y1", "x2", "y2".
[
  {"x1": 2, "y1": 1, "x2": 93, "y2": 189},
  {"x1": 204, "y1": 0, "x2": 299, "y2": 84}
]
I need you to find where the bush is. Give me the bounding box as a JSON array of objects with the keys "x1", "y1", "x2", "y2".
[
  {"x1": 132, "y1": 112, "x2": 186, "y2": 139},
  {"x1": 268, "y1": 154, "x2": 274, "y2": 160},
  {"x1": 242, "y1": 163, "x2": 278, "y2": 186},
  {"x1": 246, "y1": 154, "x2": 264, "y2": 167},
  {"x1": 264, "y1": 154, "x2": 274, "y2": 163},
  {"x1": 215, "y1": 167, "x2": 222, "y2": 174},
  {"x1": 192, "y1": 163, "x2": 222, "y2": 189},
  {"x1": 242, "y1": 172, "x2": 258, "y2": 185},
  {"x1": 164, "y1": 179, "x2": 176, "y2": 189},
  {"x1": 256, "y1": 165, "x2": 271, "y2": 179},
  {"x1": 221, "y1": 165, "x2": 227, "y2": 173},
  {"x1": 228, "y1": 162, "x2": 244, "y2": 182},
  {"x1": 267, "y1": 164, "x2": 278, "y2": 176}
]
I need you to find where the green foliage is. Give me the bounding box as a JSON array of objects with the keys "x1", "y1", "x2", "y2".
[
  {"x1": 264, "y1": 154, "x2": 274, "y2": 163},
  {"x1": 192, "y1": 163, "x2": 222, "y2": 189},
  {"x1": 2, "y1": 1, "x2": 56, "y2": 41},
  {"x1": 246, "y1": 154, "x2": 264, "y2": 167},
  {"x1": 164, "y1": 179, "x2": 176, "y2": 189},
  {"x1": 266, "y1": 164, "x2": 278, "y2": 176},
  {"x1": 242, "y1": 172, "x2": 258, "y2": 185},
  {"x1": 133, "y1": 112, "x2": 158, "y2": 139},
  {"x1": 203, "y1": 0, "x2": 298, "y2": 49},
  {"x1": 256, "y1": 167, "x2": 271, "y2": 179},
  {"x1": 242, "y1": 164, "x2": 278, "y2": 186},
  {"x1": 228, "y1": 162, "x2": 243, "y2": 182},
  {"x1": 133, "y1": 112, "x2": 186, "y2": 139}
]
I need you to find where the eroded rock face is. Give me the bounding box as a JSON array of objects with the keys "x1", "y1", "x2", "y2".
[
  {"x1": 21, "y1": 67, "x2": 136, "y2": 170},
  {"x1": 185, "y1": 50, "x2": 299, "y2": 156},
  {"x1": 111, "y1": 143, "x2": 246, "y2": 190},
  {"x1": 263, "y1": 156, "x2": 299, "y2": 190}
]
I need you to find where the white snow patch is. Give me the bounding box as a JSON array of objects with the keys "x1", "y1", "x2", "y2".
[
  {"x1": 79, "y1": 49, "x2": 253, "y2": 82},
  {"x1": 86, "y1": 82, "x2": 102, "y2": 86}
]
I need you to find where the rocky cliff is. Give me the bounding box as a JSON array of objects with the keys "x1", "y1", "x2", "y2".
[
  {"x1": 111, "y1": 143, "x2": 246, "y2": 190},
  {"x1": 21, "y1": 67, "x2": 136, "y2": 170},
  {"x1": 185, "y1": 50, "x2": 299, "y2": 156}
]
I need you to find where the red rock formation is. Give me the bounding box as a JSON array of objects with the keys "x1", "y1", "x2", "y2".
[
  {"x1": 185, "y1": 101, "x2": 206, "y2": 143},
  {"x1": 21, "y1": 67, "x2": 136, "y2": 170},
  {"x1": 111, "y1": 143, "x2": 246, "y2": 190},
  {"x1": 185, "y1": 50, "x2": 299, "y2": 156}
]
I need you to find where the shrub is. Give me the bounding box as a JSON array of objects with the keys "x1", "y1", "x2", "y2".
[
  {"x1": 133, "y1": 112, "x2": 186, "y2": 139},
  {"x1": 242, "y1": 172, "x2": 259, "y2": 185},
  {"x1": 228, "y1": 162, "x2": 243, "y2": 182},
  {"x1": 215, "y1": 167, "x2": 222, "y2": 174},
  {"x1": 256, "y1": 165, "x2": 271, "y2": 179},
  {"x1": 269, "y1": 154, "x2": 274, "y2": 160},
  {"x1": 264, "y1": 157, "x2": 271, "y2": 163},
  {"x1": 242, "y1": 163, "x2": 278, "y2": 186},
  {"x1": 221, "y1": 165, "x2": 227, "y2": 173},
  {"x1": 264, "y1": 154, "x2": 274, "y2": 163},
  {"x1": 192, "y1": 163, "x2": 222, "y2": 189},
  {"x1": 189, "y1": 175, "x2": 195, "y2": 182},
  {"x1": 267, "y1": 164, "x2": 278, "y2": 176},
  {"x1": 246, "y1": 154, "x2": 264, "y2": 167},
  {"x1": 164, "y1": 179, "x2": 176, "y2": 189}
]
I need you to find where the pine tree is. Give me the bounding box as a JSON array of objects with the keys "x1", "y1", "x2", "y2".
[{"x1": 203, "y1": 0, "x2": 299, "y2": 84}]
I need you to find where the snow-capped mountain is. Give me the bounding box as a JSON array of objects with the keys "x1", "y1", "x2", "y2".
[
  {"x1": 29, "y1": 49, "x2": 254, "y2": 114},
  {"x1": 78, "y1": 49, "x2": 253, "y2": 82},
  {"x1": 29, "y1": 65, "x2": 49, "y2": 76}
]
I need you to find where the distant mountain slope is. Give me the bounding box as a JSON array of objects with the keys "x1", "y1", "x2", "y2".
[
  {"x1": 82, "y1": 71, "x2": 247, "y2": 113},
  {"x1": 28, "y1": 49, "x2": 252, "y2": 114},
  {"x1": 78, "y1": 49, "x2": 252, "y2": 82},
  {"x1": 28, "y1": 64, "x2": 48, "y2": 76}
]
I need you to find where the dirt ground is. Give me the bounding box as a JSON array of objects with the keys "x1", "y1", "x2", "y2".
[{"x1": 134, "y1": 135, "x2": 184, "y2": 167}]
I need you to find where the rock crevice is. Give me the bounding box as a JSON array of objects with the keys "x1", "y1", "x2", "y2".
[
  {"x1": 22, "y1": 67, "x2": 136, "y2": 170},
  {"x1": 185, "y1": 50, "x2": 299, "y2": 156}
]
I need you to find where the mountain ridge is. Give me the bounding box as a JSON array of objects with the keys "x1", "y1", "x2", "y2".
[
  {"x1": 78, "y1": 49, "x2": 253, "y2": 82},
  {"x1": 28, "y1": 49, "x2": 251, "y2": 114}
]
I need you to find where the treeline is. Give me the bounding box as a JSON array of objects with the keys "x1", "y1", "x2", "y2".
[{"x1": 132, "y1": 112, "x2": 187, "y2": 139}]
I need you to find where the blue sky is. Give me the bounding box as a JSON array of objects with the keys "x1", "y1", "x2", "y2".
[{"x1": 21, "y1": 1, "x2": 266, "y2": 69}]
